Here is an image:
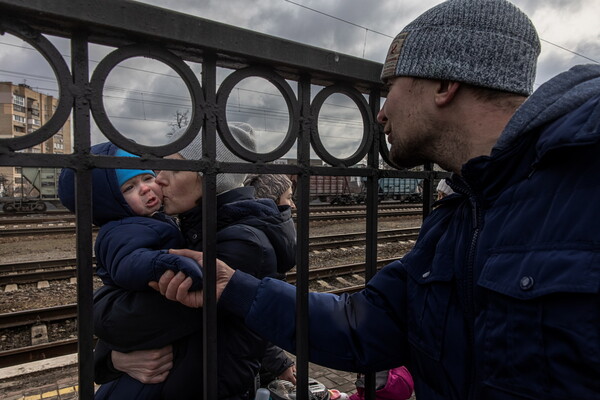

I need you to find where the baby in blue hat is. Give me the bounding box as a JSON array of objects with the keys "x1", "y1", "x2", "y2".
[
  {"x1": 113, "y1": 148, "x2": 163, "y2": 217},
  {"x1": 58, "y1": 141, "x2": 203, "y2": 292}
]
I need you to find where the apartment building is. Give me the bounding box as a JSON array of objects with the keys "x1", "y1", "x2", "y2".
[{"x1": 0, "y1": 82, "x2": 71, "y2": 197}]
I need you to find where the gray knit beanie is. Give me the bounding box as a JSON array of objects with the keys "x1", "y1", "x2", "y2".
[
  {"x1": 244, "y1": 174, "x2": 293, "y2": 203},
  {"x1": 381, "y1": 0, "x2": 541, "y2": 95},
  {"x1": 173, "y1": 122, "x2": 256, "y2": 194}
]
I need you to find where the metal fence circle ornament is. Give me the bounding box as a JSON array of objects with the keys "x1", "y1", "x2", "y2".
[
  {"x1": 216, "y1": 66, "x2": 299, "y2": 162},
  {"x1": 310, "y1": 85, "x2": 373, "y2": 167},
  {"x1": 89, "y1": 44, "x2": 205, "y2": 157},
  {"x1": 0, "y1": 20, "x2": 74, "y2": 151}
]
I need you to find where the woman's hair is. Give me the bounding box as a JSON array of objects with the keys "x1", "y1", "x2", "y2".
[{"x1": 244, "y1": 174, "x2": 292, "y2": 203}]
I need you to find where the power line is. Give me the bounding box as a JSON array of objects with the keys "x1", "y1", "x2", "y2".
[
  {"x1": 0, "y1": 41, "x2": 185, "y2": 79},
  {"x1": 282, "y1": 0, "x2": 599, "y2": 64},
  {"x1": 540, "y1": 38, "x2": 599, "y2": 64},
  {"x1": 283, "y1": 0, "x2": 393, "y2": 38}
]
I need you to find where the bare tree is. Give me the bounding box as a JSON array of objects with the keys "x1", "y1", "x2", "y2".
[{"x1": 167, "y1": 109, "x2": 190, "y2": 137}]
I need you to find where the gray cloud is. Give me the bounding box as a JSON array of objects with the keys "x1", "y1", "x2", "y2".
[
  {"x1": 516, "y1": 0, "x2": 586, "y2": 13},
  {"x1": 2, "y1": 0, "x2": 598, "y2": 158}
]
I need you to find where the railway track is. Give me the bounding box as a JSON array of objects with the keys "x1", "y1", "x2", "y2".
[
  {"x1": 0, "y1": 213, "x2": 74, "y2": 225},
  {"x1": 0, "y1": 256, "x2": 399, "y2": 368},
  {"x1": 308, "y1": 227, "x2": 420, "y2": 250},
  {"x1": 0, "y1": 203, "x2": 421, "y2": 226},
  {"x1": 0, "y1": 338, "x2": 80, "y2": 370},
  {"x1": 309, "y1": 202, "x2": 421, "y2": 213},
  {"x1": 0, "y1": 228, "x2": 419, "y2": 286},
  {"x1": 0, "y1": 210, "x2": 421, "y2": 237}
]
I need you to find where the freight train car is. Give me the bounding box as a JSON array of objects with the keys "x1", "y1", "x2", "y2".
[
  {"x1": 306, "y1": 176, "x2": 423, "y2": 205},
  {"x1": 309, "y1": 175, "x2": 365, "y2": 205},
  {"x1": 378, "y1": 177, "x2": 422, "y2": 203},
  {"x1": 0, "y1": 167, "x2": 61, "y2": 213}
]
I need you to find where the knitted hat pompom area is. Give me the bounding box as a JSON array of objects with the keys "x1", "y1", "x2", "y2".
[
  {"x1": 172, "y1": 122, "x2": 256, "y2": 194},
  {"x1": 381, "y1": 0, "x2": 541, "y2": 96}
]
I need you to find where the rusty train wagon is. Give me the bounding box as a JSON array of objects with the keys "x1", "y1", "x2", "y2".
[{"x1": 309, "y1": 175, "x2": 365, "y2": 205}]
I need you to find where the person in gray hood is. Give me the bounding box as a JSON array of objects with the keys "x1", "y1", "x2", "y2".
[{"x1": 148, "y1": 1, "x2": 600, "y2": 399}]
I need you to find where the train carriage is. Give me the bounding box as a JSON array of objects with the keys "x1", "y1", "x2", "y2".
[
  {"x1": 378, "y1": 177, "x2": 422, "y2": 203},
  {"x1": 309, "y1": 175, "x2": 365, "y2": 205},
  {"x1": 306, "y1": 175, "x2": 423, "y2": 205},
  {"x1": 0, "y1": 167, "x2": 61, "y2": 213}
]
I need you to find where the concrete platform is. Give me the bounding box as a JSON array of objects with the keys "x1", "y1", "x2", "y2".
[
  {"x1": 0, "y1": 354, "x2": 362, "y2": 399},
  {"x1": 0, "y1": 355, "x2": 83, "y2": 400}
]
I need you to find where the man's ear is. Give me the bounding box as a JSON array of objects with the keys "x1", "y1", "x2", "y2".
[{"x1": 435, "y1": 80, "x2": 460, "y2": 107}]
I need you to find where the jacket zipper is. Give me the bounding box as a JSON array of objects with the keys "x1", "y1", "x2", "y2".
[{"x1": 466, "y1": 192, "x2": 481, "y2": 400}]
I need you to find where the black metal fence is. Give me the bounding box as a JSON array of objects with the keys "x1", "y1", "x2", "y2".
[{"x1": 0, "y1": 1, "x2": 447, "y2": 398}]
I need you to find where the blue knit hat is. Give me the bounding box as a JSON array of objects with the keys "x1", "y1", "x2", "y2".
[
  {"x1": 114, "y1": 149, "x2": 155, "y2": 187},
  {"x1": 381, "y1": 0, "x2": 541, "y2": 95}
]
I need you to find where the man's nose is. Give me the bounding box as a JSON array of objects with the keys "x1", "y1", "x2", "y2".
[{"x1": 376, "y1": 106, "x2": 388, "y2": 125}]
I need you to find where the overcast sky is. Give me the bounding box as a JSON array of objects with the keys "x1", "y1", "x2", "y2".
[
  {"x1": 1, "y1": 0, "x2": 598, "y2": 158},
  {"x1": 135, "y1": 0, "x2": 599, "y2": 87}
]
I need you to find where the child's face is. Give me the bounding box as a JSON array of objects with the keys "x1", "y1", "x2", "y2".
[{"x1": 120, "y1": 173, "x2": 163, "y2": 216}]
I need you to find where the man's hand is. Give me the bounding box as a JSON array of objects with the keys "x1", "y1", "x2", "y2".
[
  {"x1": 111, "y1": 345, "x2": 173, "y2": 384},
  {"x1": 149, "y1": 270, "x2": 202, "y2": 308},
  {"x1": 148, "y1": 249, "x2": 235, "y2": 308}
]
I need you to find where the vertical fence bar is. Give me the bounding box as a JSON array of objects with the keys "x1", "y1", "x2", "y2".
[
  {"x1": 294, "y1": 74, "x2": 312, "y2": 400},
  {"x1": 202, "y1": 54, "x2": 219, "y2": 400},
  {"x1": 365, "y1": 89, "x2": 381, "y2": 280},
  {"x1": 422, "y1": 162, "x2": 434, "y2": 220},
  {"x1": 362, "y1": 90, "x2": 383, "y2": 400},
  {"x1": 71, "y1": 32, "x2": 94, "y2": 399}
]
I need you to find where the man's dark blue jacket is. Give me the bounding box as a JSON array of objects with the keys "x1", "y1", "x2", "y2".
[{"x1": 220, "y1": 64, "x2": 600, "y2": 400}]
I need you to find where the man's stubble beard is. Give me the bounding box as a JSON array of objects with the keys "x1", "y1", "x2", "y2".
[
  {"x1": 389, "y1": 123, "x2": 464, "y2": 173},
  {"x1": 389, "y1": 129, "x2": 438, "y2": 169}
]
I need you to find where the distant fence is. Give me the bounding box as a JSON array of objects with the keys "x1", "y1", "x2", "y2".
[{"x1": 0, "y1": 1, "x2": 448, "y2": 398}]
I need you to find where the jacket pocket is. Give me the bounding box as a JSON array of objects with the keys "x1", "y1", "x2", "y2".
[
  {"x1": 405, "y1": 251, "x2": 454, "y2": 361},
  {"x1": 478, "y1": 246, "x2": 600, "y2": 399}
]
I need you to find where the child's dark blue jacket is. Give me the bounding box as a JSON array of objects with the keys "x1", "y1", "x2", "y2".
[
  {"x1": 220, "y1": 65, "x2": 600, "y2": 400},
  {"x1": 58, "y1": 142, "x2": 202, "y2": 291}
]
